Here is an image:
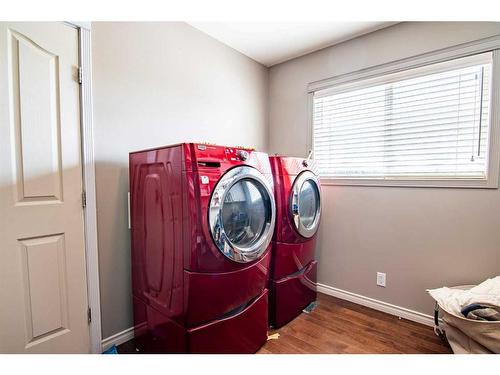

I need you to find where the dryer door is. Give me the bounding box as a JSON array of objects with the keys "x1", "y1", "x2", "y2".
[
  {"x1": 208, "y1": 166, "x2": 276, "y2": 263},
  {"x1": 290, "y1": 170, "x2": 321, "y2": 238}
]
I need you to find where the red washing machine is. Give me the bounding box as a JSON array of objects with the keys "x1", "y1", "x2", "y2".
[
  {"x1": 269, "y1": 156, "x2": 321, "y2": 328},
  {"x1": 129, "y1": 143, "x2": 276, "y2": 353}
]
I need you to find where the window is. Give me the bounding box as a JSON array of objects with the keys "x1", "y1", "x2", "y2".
[{"x1": 312, "y1": 51, "x2": 499, "y2": 187}]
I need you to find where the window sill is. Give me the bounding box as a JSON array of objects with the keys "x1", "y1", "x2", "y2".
[{"x1": 319, "y1": 177, "x2": 499, "y2": 189}]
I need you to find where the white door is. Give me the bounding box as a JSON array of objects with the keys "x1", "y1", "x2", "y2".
[{"x1": 0, "y1": 22, "x2": 90, "y2": 353}]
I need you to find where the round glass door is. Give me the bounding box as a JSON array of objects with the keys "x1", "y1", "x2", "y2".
[
  {"x1": 208, "y1": 166, "x2": 276, "y2": 263},
  {"x1": 221, "y1": 179, "x2": 268, "y2": 247},
  {"x1": 290, "y1": 171, "x2": 321, "y2": 238}
]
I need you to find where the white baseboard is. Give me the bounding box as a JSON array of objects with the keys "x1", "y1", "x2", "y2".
[
  {"x1": 101, "y1": 326, "x2": 135, "y2": 352},
  {"x1": 316, "y1": 283, "x2": 434, "y2": 327}
]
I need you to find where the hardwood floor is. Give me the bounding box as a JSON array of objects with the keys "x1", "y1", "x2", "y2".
[
  {"x1": 258, "y1": 293, "x2": 451, "y2": 354},
  {"x1": 117, "y1": 292, "x2": 452, "y2": 354}
]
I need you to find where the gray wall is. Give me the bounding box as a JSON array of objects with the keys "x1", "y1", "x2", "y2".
[
  {"x1": 92, "y1": 22, "x2": 269, "y2": 338},
  {"x1": 268, "y1": 22, "x2": 500, "y2": 315},
  {"x1": 93, "y1": 21, "x2": 500, "y2": 339}
]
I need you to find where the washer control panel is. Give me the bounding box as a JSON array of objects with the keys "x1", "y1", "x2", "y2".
[{"x1": 222, "y1": 147, "x2": 251, "y2": 161}]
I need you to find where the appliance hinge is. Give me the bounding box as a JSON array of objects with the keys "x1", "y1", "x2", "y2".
[
  {"x1": 78, "y1": 66, "x2": 83, "y2": 84},
  {"x1": 87, "y1": 307, "x2": 92, "y2": 324},
  {"x1": 82, "y1": 190, "x2": 87, "y2": 208}
]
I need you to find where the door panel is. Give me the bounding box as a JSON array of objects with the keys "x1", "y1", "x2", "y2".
[
  {"x1": 13, "y1": 30, "x2": 63, "y2": 201},
  {"x1": 0, "y1": 22, "x2": 89, "y2": 353},
  {"x1": 20, "y1": 234, "x2": 69, "y2": 341}
]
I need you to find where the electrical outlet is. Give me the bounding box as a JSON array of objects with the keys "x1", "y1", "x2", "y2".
[{"x1": 377, "y1": 272, "x2": 386, "y2": 287}]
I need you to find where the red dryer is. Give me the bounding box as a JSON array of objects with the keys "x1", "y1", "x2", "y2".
[
  {"x1": 129, "y1": 143, "x2": 276, "y2": 353},
  {"x1": 269, "y1": 156, "x2": 321, "y2": 328}
]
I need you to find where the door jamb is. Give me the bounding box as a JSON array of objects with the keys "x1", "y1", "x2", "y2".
[{"x1": 66, "y1": 21, "x2": 102, "y2": 354}]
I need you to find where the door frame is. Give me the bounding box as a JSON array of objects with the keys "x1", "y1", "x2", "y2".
[{"x1": 65, "y1": 21, "x2": 102, "y2": 354}]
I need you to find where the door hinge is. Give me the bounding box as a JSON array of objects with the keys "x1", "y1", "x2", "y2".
[
  {"x1": 78, "y1": 66, "x2": 83, "y2": 84},
  {"x1": 82, "y1": 190, "x2": 87, "y2": 208},
  {"x1": 87, "y1": 307, "x2": 92, "y2": 324}
]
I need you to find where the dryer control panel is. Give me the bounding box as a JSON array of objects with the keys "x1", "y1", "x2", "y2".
[{"x1": 183, "y1": 143, "x2": 273, "y2": 176}]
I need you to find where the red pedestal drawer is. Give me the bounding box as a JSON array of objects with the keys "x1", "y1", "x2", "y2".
[
  {"x1": 270, "y1": 261, "x2": 317, "y2": 328},
  {"x1": 187, "y1": 289, "x2": 269, "y2": 353}
]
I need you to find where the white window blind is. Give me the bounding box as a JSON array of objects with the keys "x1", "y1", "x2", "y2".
[{"x1": 313, "y1": 52, "x2": 493, "y2": 182}]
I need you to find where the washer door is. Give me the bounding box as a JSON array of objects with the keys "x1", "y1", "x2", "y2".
[
  {"x1": 208, "y1": 166, "x2": 276, "y2": 263},
  {"x1": 290, "y1": 170, "x2": 321, "y2": 238}
]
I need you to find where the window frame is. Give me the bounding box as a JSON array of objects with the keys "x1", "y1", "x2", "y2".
[{"x1": 308, "y1": 36, "x2": 500, "y2": 189}]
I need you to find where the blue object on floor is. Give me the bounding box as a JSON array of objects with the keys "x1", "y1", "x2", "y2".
[
  {"x1": 103, "y1": 345, "x2": 118, "y2": 354},
  {"x1": 303, "y1": 301, "x2": 318, "y2": 314}
]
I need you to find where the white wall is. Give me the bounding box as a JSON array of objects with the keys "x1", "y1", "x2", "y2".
[
  {"x1": 269, "y1": 22, "x2": 500, "y2": 315},
  {"x1": 92, "y1": 22, "x2": 269, "y2": 339}
]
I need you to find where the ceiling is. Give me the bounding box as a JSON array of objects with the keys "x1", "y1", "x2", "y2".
[{"x1": 188, "y1": 22, "x2": 397, "y2": 67}]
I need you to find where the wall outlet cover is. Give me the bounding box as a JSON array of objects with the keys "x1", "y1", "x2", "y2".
[{"x1": 377, "y1": 272, "x2": 386, "y2": 287}]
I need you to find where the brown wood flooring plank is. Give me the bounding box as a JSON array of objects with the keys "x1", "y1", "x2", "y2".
[{"x1": 257, "y1": 293, "x2": 452, "y2": 354}]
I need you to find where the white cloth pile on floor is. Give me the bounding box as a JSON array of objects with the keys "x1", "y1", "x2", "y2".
[
  {"x1": 427, "y1": 276, "x2": 500, "y2": 354},
  {"x1": 428, "y1": 276, "x2": 500, "y2": 317}
]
